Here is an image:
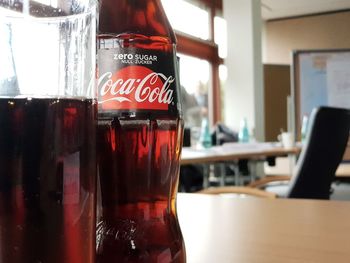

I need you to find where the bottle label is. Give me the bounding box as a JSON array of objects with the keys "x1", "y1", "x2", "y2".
[{"x1": 98, "y1": 47, "x2": 179, "y2": 112}]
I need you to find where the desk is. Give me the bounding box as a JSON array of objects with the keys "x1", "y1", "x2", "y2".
[
  {"x1": 336, "y1": 163, "x2": 350, "y2": 177},
  {"x1": 177, "y1": 193, "x2": 350, "y2": 263},
  {"x1": 180, "y1": 142, "x2": 300, "y2": 186},
  {"x1": 181, "y1": 142, "x2": 300, "y2": 165},
  {"x1": 265, "y1": 158, "x2": 350, "y2": 178}
]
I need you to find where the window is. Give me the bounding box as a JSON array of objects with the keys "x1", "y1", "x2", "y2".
[
  {"x1": 162, "y1": 0, "x2": 210, "y2": 40},
  {"x1": 178, "y1": 54, "x2": 209, "y2": 127},
  {"x1": 161, "y1": 0, "x2": 224, "y2": 129}
]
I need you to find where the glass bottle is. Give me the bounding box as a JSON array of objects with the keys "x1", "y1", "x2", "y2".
[
  {"x1": 238, "y1": 118, "x2": 250, "y2": 143},
  {"x1": 199, "y1": 117, "x2": 212, "y2": 148},
  {"x1": 96, "y1": 0, "x2": 186, "y2": 262}
]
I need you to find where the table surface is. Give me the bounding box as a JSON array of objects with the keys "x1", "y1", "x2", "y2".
[
  {"x1": 181, "y1": 142, "x2": 300, "y2": 165},
  {"x1": 177, "y1": 193, "x2": 350, "y2": 263}
]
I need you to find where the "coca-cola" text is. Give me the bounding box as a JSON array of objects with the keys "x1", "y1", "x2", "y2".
[{"x1": 98, "y1": 72, "x2": 174, "y2": 105}]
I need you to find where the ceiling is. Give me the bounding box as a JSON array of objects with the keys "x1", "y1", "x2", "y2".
[{"x1": 261, "y1": 0, "x2": 350, "y2": 20}]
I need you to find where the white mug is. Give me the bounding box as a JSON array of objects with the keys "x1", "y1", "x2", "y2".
[{"x1": 278, "y1": 132, "x2": 294, "y2": 149}]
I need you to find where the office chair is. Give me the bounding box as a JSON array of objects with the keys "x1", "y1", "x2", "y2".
[{"x1": 199, "y1": 106, "x2": 350, "y2": 200}]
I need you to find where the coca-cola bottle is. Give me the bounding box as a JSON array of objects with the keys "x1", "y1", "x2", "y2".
[{"x1": 96, "y1": 0, "x2": 186, "y2": 262}]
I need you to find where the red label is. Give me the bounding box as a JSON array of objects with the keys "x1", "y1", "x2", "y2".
[{"x1": 98, "y1": 65, "x2": 175, "y2": 111}]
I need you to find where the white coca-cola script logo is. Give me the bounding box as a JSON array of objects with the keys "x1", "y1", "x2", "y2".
[{"x1": 98, "y1": 72, "x2": 175, "y2": 105}]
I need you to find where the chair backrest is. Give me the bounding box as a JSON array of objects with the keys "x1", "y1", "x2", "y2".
[{"x1": 286, "y1": 107, "x2": 350, "y2": 199}]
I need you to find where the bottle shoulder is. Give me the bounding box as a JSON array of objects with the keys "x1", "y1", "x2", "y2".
[{"x1": 98, "y1": 0, "x2": 176, "y2": 44}]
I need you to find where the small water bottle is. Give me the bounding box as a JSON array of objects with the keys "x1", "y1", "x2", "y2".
[
  {"x1": 199, "y1": 117, "x2": 212, "y2": 148},
  {"x1": 238, "y1": 118, "x2": 250, "y2": 143}
]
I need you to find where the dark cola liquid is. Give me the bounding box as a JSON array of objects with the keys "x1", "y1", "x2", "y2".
[
  {"x1": 0, "y1": 98, "x2": 97, "y2": 263},
  {"x1": 97, "y1": 0, "x2": 186, "y2": 261},
  {"x1": 96, "y1": 114, "x2": 185, "y2": 262}
]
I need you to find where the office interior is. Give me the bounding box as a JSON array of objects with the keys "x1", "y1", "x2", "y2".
[
  {"x1": 2, "y1": 1, "x2": 350, "y2": 262},
  {"x1": 168, "y1": 0, "x2": 350, "y2": 199}
]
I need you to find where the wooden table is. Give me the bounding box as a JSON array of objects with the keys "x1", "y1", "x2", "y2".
[
  {"x1": 336, "y1": 163, "x2": 350, "y2": 177},
  {"x1": 180, "y1": 142, "x2": 301, "y2": 186},
  {"x1": 177, "y1": 193, "x2": 350, "y2": 263},
  {"x1": 181, "y1": 142, "x2": 300, "y2": 165}
]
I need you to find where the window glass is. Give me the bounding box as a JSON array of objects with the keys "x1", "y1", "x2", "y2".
[
  {"x1": 160, "y1": 0, "x2": 226, "y2": 132},
  {"x1": 162, "y1": 0, "x2": 209, "y2": 40},
  {"x1": 178, "y1": 53, "x2": 209, "y2": 130}
]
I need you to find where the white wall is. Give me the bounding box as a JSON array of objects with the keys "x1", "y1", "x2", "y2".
[{"x1": 223, "y1": 0, "x2": 265, "y2": 140}]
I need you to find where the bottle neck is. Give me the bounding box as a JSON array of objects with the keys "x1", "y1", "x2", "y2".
[{"x1": 99, "y1": 0, "x2": 176, "y2": 44}]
